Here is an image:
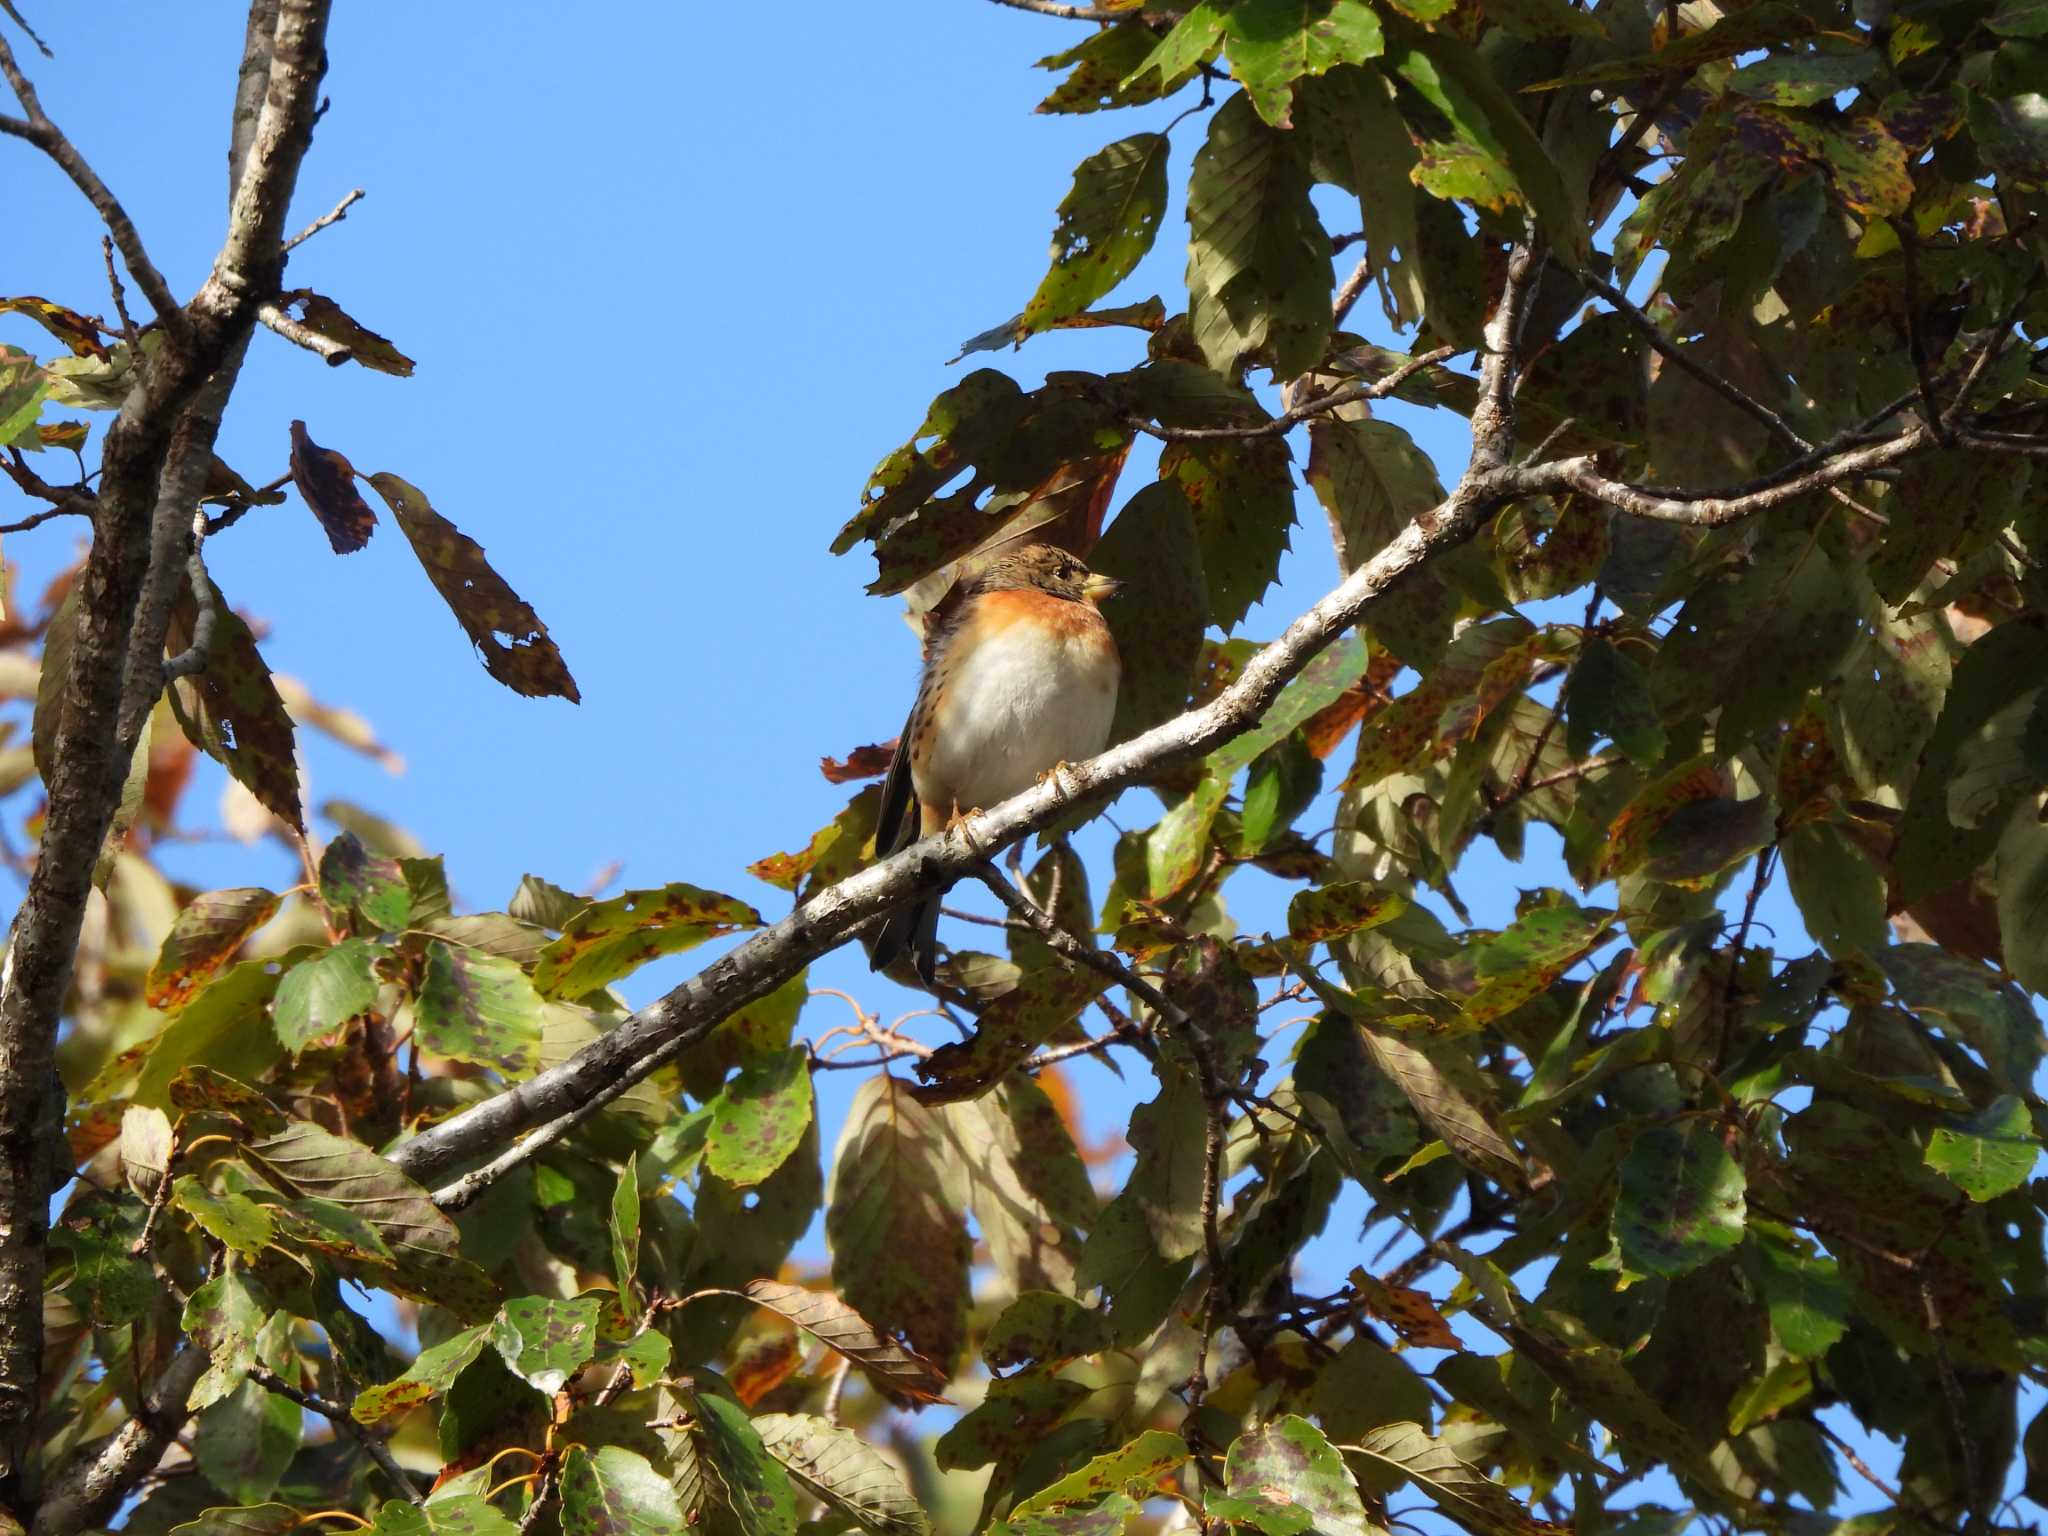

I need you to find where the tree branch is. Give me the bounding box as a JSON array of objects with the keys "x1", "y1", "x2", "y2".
[
  {"x1": 8, "y1": 4, "x2": 334, "y2": 1526},
  {"x1": 282, "y1": 184, "x2": 363, "y2": 252},
  {"x1": 984, "y1": 0, "x2": 1139, "y2": 18},
  {"x1": 0, "y1": 32, "x2": 185, "y2": 333},
  {"x1": 391, "y1": 443, "x2": 1589, "y2": 1191},
  {"x1": 1557, "y1": 427, "x2": 1931, "y2": 525}
]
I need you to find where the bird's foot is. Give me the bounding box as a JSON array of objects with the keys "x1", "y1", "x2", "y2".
[{"x1": 1036, "y1": 761, "x2": 1080, "y2": 804}]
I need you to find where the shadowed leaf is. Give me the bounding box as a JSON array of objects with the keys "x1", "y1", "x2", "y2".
[
  {"x1": 147, "y1": 887, "x2": 280, "y2": 1009},
  {"x1": 755, "y1": 1413, "x2": 931, "y2": 1536},
  {"x1": 167, "y1": 577, "x2": 303, "y2": 832},
  {"x1": 278, "y1": 292, "x2": 416, "y2": 376}
]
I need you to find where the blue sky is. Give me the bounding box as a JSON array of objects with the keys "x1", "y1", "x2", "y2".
[{"x1": 7, "y1": 4, "x2": 2039, "y2": 1522}]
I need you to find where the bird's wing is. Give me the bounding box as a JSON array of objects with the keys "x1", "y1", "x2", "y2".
[{"x1": 873, "y1": 707, "x2": 922, "y2": 860}]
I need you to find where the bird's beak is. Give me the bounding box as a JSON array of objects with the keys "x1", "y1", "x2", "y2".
[{"x1": 1083, "y1": 572, "x2": 1122, "y2": 602}]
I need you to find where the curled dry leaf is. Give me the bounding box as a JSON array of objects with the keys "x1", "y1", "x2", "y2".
[
  {"x1": 726, "y1": 1278, "x2": 952, "y2": 1404},
  {"x1": 287, "y1": 420, "x2": 377, "y2": 553},
  {"x1": 821, "y1": 741, "x2": 897, "y2": 783}
]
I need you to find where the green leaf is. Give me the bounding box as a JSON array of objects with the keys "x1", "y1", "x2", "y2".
[
  {"x1": 490, "y1": 1294, "x2": 603, "y2": 1395},
  {"x1": 1464, "y1": 901, "x2": 1612, "y2": 1024},
  {"x1": 1093, "y1": 480, "x2": 1208, "y2": 741},
  {"x1": 705, "y1": 1048, "x2": 814, "y2": 1187},
  {"x1": 1020, "y1": 135, "x2": 1170, "y2": 339},
  {"x1": 1158, "y1": 433, "x2": 1296, "y2": 631},
  {"x1": 1221, "y1": 0, "x2": 1384, "y2": 128},
  {"x1": 172, "y1": 1176, "x2": 275, "y2": 1258},
  {"x1": 320, "y1": 831, "x2": 412, "y2": 930},
  {"x1": 1564, "y1": 639, "x2": 1665, "y2": 764},
  {"x1": 415, "y1": 940, "x2": 545, "y2": 1076},
  {"x1": 1304, "y1": 419, "x2": 1452, "y2": 668},
  {"x1": 1211, "y1": 629, "x2": 1374, "y2": 779},
  {"x1": 1345, "y1": 1421, "x2": 1551, "y2": 1536},
  {"x1": 1742, "y1": 1229, "x2": 1850, "y2": 1359},
  {"x1": 1125, "y1": 2, "x2": 1228, "y2": 90},
  {"x1": 1038, "y1": 21, "x2": 1195, "y2": 114},
  {"x1": 183, "y1": 1268, "x2": 269, "y2": 1410},
  {"x1": 272, "y1": 937, "x2": 382, "y2": 1051},
  {"x1": 1998, "y1": 806, "x2": 2048, "y2": 997},
  {"x1": 1781, "y1": 821, "x2": 1887, "y2": 958},
  {"x1": 1012, "y1": 1430, "x2": 1191, "y2": 1527},
  {"x1": 690, "y1": 1390, "x2": 801, "y2": 1536},
  {"x1": 559, "y1": 1445, "x2": 685, "y2": 1536},
  {"x1": 1924, "y1": 1094, "x2": 2039, "y2": 1201},
  {"x1": 914, "y1": 964, "x2": 1109, "y2": 1099},
  {"x1": 610, "y1": 1165, "x2": 641, "y2": 1300},
  {"x1": 193, "y1": 1377, "x2": 299, "y2": 1505},
  {"x1": 826, "y1": 1072, "x2": 972, "y2": 1373},
  {"x1": 366, "y1": 472, "x2": 580, "y2": 701},
  {"x1": 351, "y1": 1323, "x2": 491, "y2": 1424},
  {"x1": 165, "y1": 1508, "x2": 299, "y2": 1536},
  {"x1": 146, "y1": 887, "x2": 281, "y2": 1010},
  {"x1": 983, "y1": 1292, "x2": 1115, "y2": 1370},
  {"x1": 944, "y1": 1076, "x2": 1097, "y2": 1295},
  {"x1": 533, "y1": 882, "x2": 763, "y2": 997},
  {"x1": 370, "y1": 1497, "x2": 519, "y2": 1536},
  {"x1": 1223, "y1": 1416, "x2": 1377, "y2": 1536},
  {"x1": 1185, "y1": 90, "x2": 1333, "y2": 377},
  {"x1": 1607, "y1": 1123, "x2": 1746, "y2": 1280},
  {"x1": 1387, "y1": 23, "x2": 1586, "y2": 261},
  {"x1": 754, "y1": 1412, "x2": 931, "y2": 1536},
  {"x1": 134, "y1": 959, "x2": 286, "y2": 1109}
]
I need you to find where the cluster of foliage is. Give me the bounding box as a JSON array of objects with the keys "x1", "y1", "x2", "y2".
[{"x1": 4, "y1": 0, "x2": 2048, "y2": 1535}]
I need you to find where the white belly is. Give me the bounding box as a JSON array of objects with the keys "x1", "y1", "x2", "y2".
[{"x1": 919, "y1": 622, "x2": 1118, "y2": 813}]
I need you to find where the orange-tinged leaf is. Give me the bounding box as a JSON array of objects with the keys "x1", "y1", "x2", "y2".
[
  {"x1": 729, "y1": 1327, "x2": 805, "y2": 1407},
  {"x1": 0, "y1": 295, "x2": 106, "y2": 358},
  {"x1": 146, "y1": 887, "x2": 281, "y2": 1009},
  {"x1": 1351, "y1": 1268, "x2": 1461, "y2": 1349},
  {"x1": 1601, "y1": 756, "x2": 1732, "y2": 879},
  {"x1": 821, "y1": 740, "x2": 896, "y2": 784}
]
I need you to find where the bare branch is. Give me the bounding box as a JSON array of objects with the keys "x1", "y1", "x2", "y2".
[
  {"x1": 282, "y1": 185, "x2": 364, "y2": 252},
  {"x1": 100, "y1": 236, "x2": 139, "y2": 349},
  {"x1": 28, "y1": 1347, "x2": 209, "y2": 1536},
  {"x1": 1131, "y1": 345, "x2": 1460, "y2": 442},
  {"x1": 1573, "y1": 263, "x2": 1812, "y2": 455},
  {"x1": 257, "y1": 299, "x2": 353, "y2": 365},
  {"x1": 984, "y1": 0, "x2": 1139, "y2": 18},
  {"x1": 0, "y1": 503, "x2": 88, "y2": 535},
  {"x1": 1330, "y1": 253, "x2": 1373, "y2": 334},
  {"x1": 1557, "y1": 427, "x2": 1931, "y2": 526},
  {"x1": 0, "y1": 31, "x2": 184, "y2": 332},
  {"x1": 1471, "y1": 243, "x2": 1543, "y2": 468}
]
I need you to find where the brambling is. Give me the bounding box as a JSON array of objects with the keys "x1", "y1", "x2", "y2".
[{"x1": 868, "y1": 543, "x2": 1121, "y2": 984}]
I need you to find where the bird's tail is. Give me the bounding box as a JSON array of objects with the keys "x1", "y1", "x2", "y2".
[{"x1": 868, "y1": 891, "x2": 941, "y2": 986}]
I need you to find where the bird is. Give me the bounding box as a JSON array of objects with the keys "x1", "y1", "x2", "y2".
[{"x1": 868, "y1": 543, "x2": 1121, "y2": 984}]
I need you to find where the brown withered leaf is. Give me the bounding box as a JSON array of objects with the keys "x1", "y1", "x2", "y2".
[
  {"x1": 722, "y1": 1279, "x2": 952, "y2": 1404},
  {"x1": 288, "y1": 421, "x2": 377, "y2": 553},
  {"x1": 728, "y1": 1327, "x2": 804, "y2": 1408},
  {"x1": 1351, "y1": 1268, "x2": 1462, "y2": 1350},
  {"x1": 366, "y1": 472, "x2": 580, "y2": 702},
  {"x1": 279, "y1": 291, "x2": 417, "y2": 377},
  {"x1": 821, "y1": 741, "x2": 896, "y2": 784},
  {"x1": 0, "y1": 296, "x2": 107, "y2": 359},
  {"x1": 166, "y1": 577, "x2": 305, "y2": 832}
]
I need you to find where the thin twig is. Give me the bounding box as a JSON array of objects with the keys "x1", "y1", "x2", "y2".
[
  {"x1": 247, "y1": 1365, "x2": 425, "y2": 1504},
  {"x1": 984, "y1": 0, "x2": 1143, "y2": 17},
  {"x1": 1573, "y1": 263, "x2": 1812, "y2": 456},
  {"x1": 100, "y1": 236, "x2": 139, "y2": 349},
  {"x1": 1330, "y1": 254, "x2": 1373, "y2": 334},
  {"x1": 0, "y1": 502, "x2": 90, "y2": 535},
  {"x1": 1893, "y1": 220, "x2": 1951, "y2": 446},
  {"x1": 1132, "y1": 346, "x2": 1460, "y2": 441},
  {"x1": 281, "y1": 185, "x2": 364, "y2": 253}
]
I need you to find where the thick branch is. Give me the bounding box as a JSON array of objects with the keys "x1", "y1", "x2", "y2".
[
  {"x1": 7, "y1": 4, "x2": 333, "y2": 1526},
  {"x1": 257, "y1": 299, "x2": 353, "y2": 364},
  {"x1": 392, "y1": 449, "x2": 1587, "y2": 1190},
  {"x1": 27, "y1": 1347, "x2": 208, "y2": 1536}
]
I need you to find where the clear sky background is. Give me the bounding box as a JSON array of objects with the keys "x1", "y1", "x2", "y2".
[{"x1": 6, "y1": 3, "x2": 2039, "y2": 1524}]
